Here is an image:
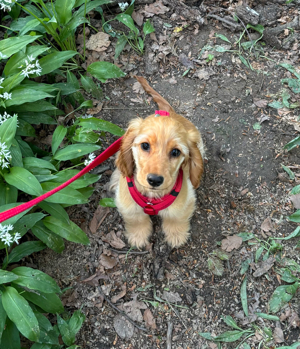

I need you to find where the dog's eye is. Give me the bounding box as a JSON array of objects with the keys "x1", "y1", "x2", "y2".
[
  {"x1": 141, "y1": 142, "x2": 150, "y2": 151},
  {"x1": 171, "y1": 149, "x2": 181, "y2": 157}
]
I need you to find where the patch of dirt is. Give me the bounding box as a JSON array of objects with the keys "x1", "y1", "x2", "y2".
[{"x1": 32, "y1": 0, "x2": 300, "y2": 348}]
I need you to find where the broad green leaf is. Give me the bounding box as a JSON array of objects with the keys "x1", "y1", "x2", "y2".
[
  {"x1": 57, "y1": 314, "x2": 74, "y2": 346},
  {"x1": 38, "y1": 51, "x2": 77, "y2": 76},
  {"x1": 269, "y1": 282, "x2": 299, "y2": 313},
  {"x1": 59, "y1": 17, "x2": 89, "y2": 42},
  {"x1": 30, "y1": 343, "x2": 52, "y2": 349},
  {"x1": 279, "y1": 63, "x2": 300, "y2": 79},
  {"x1": 0, "y1": 298, "x2": 6, "y2": 339},
  {"x1": 78, "y1": 100, "x2": 93, "y2": 109},
  {"x1": 277, "y1": 343, "x2": 300, "y2": 349},
  {"x1": 274, "y1": 227, "x2": 300, "y2": 240},
  {"x1": 255, "y1": 246, "x2": 264, "y2": 262},
  {"x1": 24, "y1": 157, "x2": 57, "y2": 171},
  {"x1": 247, "y1": 23, "x2": 264, "y2": 34},
  {"x1": 143, "y1": 19, "x2": 155, "y2": 35},
  {"x1": 87, "y1": 61, "x2": 126, "y2": 83},
  {"x1": 279, "y1": 268, "x2": 298, "y2": 283},
  {"x1": 4, "y1": 167, "x2": 43, "y2": 196},
  {"x1": 2, "y1": 286, "x2": 39, "y2": 341},
  {"x1": 239, "y1": 55, "x2": 250, "y2": 68},
  {"x1": 10, "y1": 138, "x2": 23, "y2": 168},
  {"x1": 69, "y1": 310, "x2": 85, "y2": 338},
  {"x1": 54, "y1": 143, "x2": 100, "y2": 161},
  {"x1": 282, "y1": 90, "x2": 291, "y2": 108},
  {"x1": 19, "y1": 18, "x2": 41, "y2": 36},
  {"x1": 77, "y1": 186, "x2": 93, "y2": 200},
  {"x1": 0, "y1": 182, "x2": 18, "y2": 205},
  {"x1": 268, "y1": 100, "x2": 284, "y2": 109},
  {"x1": 31, "y1": 220, "x2": 65, "y2": 253},
  {"x1": 38, "y1": 201, "x2": 70, "y2": 224},
  {"x1": 212, "y1": 248, "x2": 229, "y2": 261},
  {"x1": 237, "y1": 232, "x2": 255, "y2": 241},
  {"x1": 255, "y1": 313, "x2": 280, "y2": 321},
  {"x1": 10, "y1": 100, "x2": 58, "y2": 113},
  {"x1": 55, "y1": 0, "x2": 76, "y2": 25},
  {"x1": 0, "y1": 269, "x2": 19, "y2": 284},
  {"x1": 221, "y1": 315, "x2": 242, "y2": 330},
  {"x1": 282, "y1": 78, "x2": 300, "y2": 93},
  {"x1": 0, "y1": 35, "x2": 40, "y2": 60},
  {"x1": 241, "y1": 277, "x2": 248, "y2": 316},
  {"x1": 124, "y1": 0, "x2": 135, "y2": 15},
  {"x1": 214, "y1": 330, "x2": 244, "y2": 342},
  {"x1": 198, "y1": 332, "x2": 214, "y2": 340},
  {"x1": 52, "y1": 125, "x2": 67, "y2": 155},
  {"x1": 35, "y1": 312, "x2": 60, "y2": 345},
  {"x1": 73, "y1": 129, "x2": 100, "y2": 143},
  {"x1": 53, "y1": 82, "x2": 79, "y2": 96},
  {"x1": 99, "y1": 198, "x2": 116, "y2": 207},
  {"x1": 79, "y1": 117, "x2": 124, "y2": 136},
  {"x1": 51, "y1": 170, "x2": 100, "y2": 189},
  {"x1": 18, "y1": 112, "x2": 56, "y2": 125},
  {"x1": 5, "y1": 86, "x2": 54, "y2": 108},
  {"x1": 13, "y1": 212, "x2": 46, "y2": 237},
  {"x1": 17, "y1": 137, "x2": 34, "y2": 158},
  {"x1": 288, "y1": 210, "x2": 300, "y2": 223},
  {"x1": 240, "y1": 258, "x2": 251, "y2": 275},
  {"x1": 43, "y1": 216, "x2": 90, "y2": 245},
  {"x1": 207, "y1": 256, "x2": 224, "y2": 276},
  {"x1": 0, "y1": 115, "x2": 18, "y2": 149},
  {"x1": 12, "y1": 266, "x2": 60, "y2": 293},
  {"x1": 1, "y1": 73, "x2": 25, "y2": 93},
  {"x1": 67, "y1": 71, "x2": 80, "y2": 89},
  {"x1": 3, "y1": 241, "x2": 46, "y2": 266},
  {"x1": 15, "y1": 119, "x2": 36, "y2": 137},
  {"x1": 114, "y1": 35, "x2": 127, "y2": 59},
  {"x1": 215, "y1": 33, "x2": 231, "y2": 43},
  {"x1": 80, "y1": 74, "x2": 103, "y2": 99},
  {"x1": 0, "y1": 318, "x2": 20, "y2": 349},
  {"x1": 21, "y1": 288, "x2": 64, "y2": 314},
  {"x1": 285, "y1": 136, "x2": 300, "y2": 151},
  {"x1": 291, "y1": 185, "x2": 300, "y2": 195},
  {"x1": 116, "y1": 13, "x2": 138, "y2": 34},
  {"x1": 41, "y1": 182, "x2": 89, "y2": 205},
  {"x1": 0, "y1": 202, "x2": 31, "y2": 228}
]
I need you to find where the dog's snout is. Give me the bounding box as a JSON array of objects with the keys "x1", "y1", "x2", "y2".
[{"x1": 147, "y1": 174, "x2": 164, "y2": 187}]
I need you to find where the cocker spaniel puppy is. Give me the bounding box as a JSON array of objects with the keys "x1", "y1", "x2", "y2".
[{"x1": 110, "y1": 76, "x2": 205, "y2": 249}]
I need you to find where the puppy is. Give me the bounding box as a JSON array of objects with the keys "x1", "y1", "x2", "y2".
[{"x1": 110, "y1": 76, "x2": 205, "y2": 249}]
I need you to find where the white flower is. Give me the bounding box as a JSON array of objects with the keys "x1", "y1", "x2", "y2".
[
  {"x1": 0, "y1": 224, "x2": 20, "y2": 247},
  {"x1": 0, "y1": 111, "x2": 17, "y2": 126},
  {"x1": 118, "y1": 2, "x2": 128, "y2": 11},
  {"x1": 1, "y1": 232, "x2": 13, "y2": 245},
  {"x1": 0, "y1": 92, "x2": 12, "y2": 100},
  {"x1": 0, "y1": 52, "x2": 7, "y2": 60},
  {"x1": 13, "y1": 232, "x2": 21, "y2": 244},
  {"x1": 0, "y1": 141, "x2": 12, "y2": 169},
  {"x1": 82, "y1": 114, "x2": 93, "y2": 119},
  {"x1": 0, "y1": 0, "x2": 13, "y2": 12},
  {"x1": 84, "y1": 153, "x2": 96, "y2": 166},
  {"x1": 20, "y1": 55, "x2": 42, "y2": 78},
  {"x1": 0, "y1": 77, "x2": 4, "y2": 88}
]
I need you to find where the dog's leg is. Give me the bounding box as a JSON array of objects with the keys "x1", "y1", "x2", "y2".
[{"x1": 123, "y1": 213, "x2": 152, "y2": 249}]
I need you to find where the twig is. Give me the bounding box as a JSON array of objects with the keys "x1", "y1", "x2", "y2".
[
  {"x1": 234, "y1": 13, "x2": 253, "y2": 43},
  {"x1": 109, "y1": 248, "x2": 150, "y2": 255},
  {"x1": 103, "y1": 107, "x2": 149, "y2": 110},
  {"x1": 167, "y1": 322, "x2": 173, "y2": 349},
  {"x1": 97, "y1": 286, "x2": 148, "y2": 332},
  {"x1": 207, "y1": 14, "x2": 241, "y2": 31}
]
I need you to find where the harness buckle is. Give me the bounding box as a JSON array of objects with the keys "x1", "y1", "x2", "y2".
[{"x1": 144, "y1": 204, "x2": 157, "y2": 215}]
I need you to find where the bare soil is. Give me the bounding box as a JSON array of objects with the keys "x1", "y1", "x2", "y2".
[{"x1": 31, "y1": 1, "x2": 300, "y2": 348}]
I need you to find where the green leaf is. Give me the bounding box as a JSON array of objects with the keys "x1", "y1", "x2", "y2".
[
  {"x1": 34, "y1": 312, "x2": 60, "y2": 345},
  {"x1": 13, "y1": 212, "x2": 46, "y2": 237},
  {"x1": 282, "y1": 78, "x2": 300, "y2": 93},
  {"x1": 57, "y1": 314, "x2": 74, "y2": 346},
  {"x1": 255, "y1": 312, "x2": 280, "y2": 321},
  {"x1": 3, "y1": 241, "x2": 46, "y2": 266},
  {"x1": 279, "y1": 63, "x2": 300, "y2": 80},
  {"x1": 116, "y1": 13, "x2": 139, "y2": 34},
  {"x1": 23, "y1": 157, "x2": 57, "y2": 172},
  {"x1": 0, "y1": 297, "x2": 7, "y2": 339},
  {"x1": 2, "y1": 286, "x2": 39, "y2": 341},
  {"x1": 274, "y1": 227, "x2": 300, "y2": 240},
  {"x1": 18, "y1": 112, "x2": 56, "y2": 125},
  {"x1": 241, "y1": 277, "x2": 248, "y2": 316},
  {"x1": 99, "y1": 198, "x2": 116, "y2": 208},
  {"x1": 237, "y1": 232, "x2": 255, "y2": 241},
  {"x1": 52, "y1": 170, "x2": 100, "y2": 189},
  {"x1": 12, "y1": 266, "x2": 60, "y2": 293},
  {"x1": 268, "y1": 100, "x2": 284, "y2": 109},
  {"x1": 277, "y1": 343, "x2": 300, "y2": 349},
  {"x1": 253, "y1": 122, "x2": 261, "y2": 130},
  {"x1": 255, "y1": 246, "x2": 264, "y2": 262},
  {"x1": 38, "y1": 201, "x2": 70, "y2": 225},
  {"x1": 214, "y1": 330, "x2": 244, "y2": 342},
  {"x1": 38, "y1": 51, "x2": 77, "y2": 76},
  {"x1": 69, "y1": 310, "x2": 85, "y2": 338},
  {"x1": 0, "y1": 269, "x2": 19, "y2": 284},
  {"x1": 41, "y1": 182, "x2": 88, "y2": 205},
  {"x1": 43, "y1": 216, "x2": 90, "y2": 245},
  {"x1": 143, "y1": 19, "x2": 155, "y2": 35},
  {"x1": 80, "y1": 75, "x2": 103, "y2": 99},
  {"x1": 247, "y1": 23, "x2": 264, "y2": 34},
  {"x1": 212, "y1": 248, "x2": 229, "y2": 260},
  {"x1": 10, "y1": 100, "x2": 58, "y2": 113},
  {"x1": 15, "y1": 119, "x2": 35, "y2": 138},
  {"x1": 279, "y1": 268, "x2": 299, "y2": 283},
  {"x1": 285, "y1": 136, "x2": 300, "y2": 151},
  {"x1": 52, "y1": 125, "x2": 67, "y2": 155},
  {"x1": 54, "y1": 143, "x2": 100, "y2": 161},
  {"x1": 124, "y1": 0, "x2": 135, "y2": 15},
  {"x1": 30, "y1": 343, "x2": 53, "y2": 349},
  {"x1": 221, "y1": 315, "x2": 242, "y2": 330},
  {"x1": 239, "y1": 55, "x2": 250, "y2": 68},
  {"x1": 31, "y1": 220, "x2": 65, "y2": 253},
  {"x1": 240, "y1": 259, "x2": 251, "y2": 275},
  {"x1": 0, "y1": 35, "x2": 41, "y2": 60},
  {"x1": 198, "y1": 332, "x2": 214, "y2": 340},
  {"x1": 215, "y1": 33, "x2": 231, "y2": 43},
  {"x1": 114, "y1": 35, "x2": 127, "y2": 59},
  {"x1": 79, "y1": 117, "x2": 124, "y2": 136},
  {"x1": 207, "y1": 256, "x2": 224, "y2": 276},
  {"x1": 55, "y1": 0, "x2": 76, "y2": 25},
  {"x1": 0, "y1": 114, "x2": 18, "y2": 149},
  {"x1": 0, "y1": 202, "x2": 32, "y2": 227},
  {"x1": 19, "y1": 18, "x2": 41, "y2": 36},
  {"x1": 0, "y1": 318, "x2": 20, "y2": 349},
  {"x1": 73, "y1": 129, "x2": 100, "y2": 143},
  {"x1": 4, "y1": 167, "x2": 43, "y2": 196},
  {"x1": 21, "y1": 288, "x2": 64, "y2": 314},
  {"x1": 0, "y1": 182, "x2": 18, "y2": 206},
  {"x1": 290, "y1": 184, "x2": 300, "y2": 195},
  {"x1": 10, "y1": 138, "x2": 23, "y2": 168},
  {"x1": 87, "y1": 61, "x2": 126, "y2": 83},
  {"x1": 5, "y1": 86, "x2": 54, "y2": 108},
  {"x1": 78, "y1": 100, "x2": 93, "y2": 109},
  {"x1": 269, "y1": 282, "x2": 299, "y2": 313},
  {"x1": 288, "y1": 210, "x2": 300, "y2": 223}
]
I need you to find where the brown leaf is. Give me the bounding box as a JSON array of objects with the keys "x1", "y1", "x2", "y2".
[
  {"x1": 86, "y1": 32, "x2": 110, "y2": 52},
  {"x1": 280, "y1": 308, "x2": 291, "y2": 321},
  {"x1": 143, "y1": 0, "x2": 169, "y2": 17},
  {"x1": 221, "y1": 235, "x2": 243, "y2": 252},
  {"x1": 289, "y1": 311, "x2": 300, "y2": 328},
  {"x1": 120, "y1": 294, "x2": 147, "y2": 322},
  {"x1": 253, "y1": 256, "x2": 275, "y2": 277},
  {"x1": 290, "y1": 193, "x2": 300, "y2": 209},
  {"x1": 81, "y1": 271, "x2": 108, "y2": 286},
  {"x1": 113, "y1": 314, "x2": 134, "y2": 339},
  {"x1": 111, "y1": 285, "x2": 127, "y2": 304},
  {"x1": 261, "y1": 217, "x2": 274, "y2": 232},
  {"x1": 143, "y1": 308, "x2": 157, "y2": 329},
  {"x1": 89, "y1": 206, "x2": 109, "y2": 234},
  {"x1": 253, "y1": 99, "x2": 268, "y2": 108},
  {"x1": 194, "y1": 68, "x2": 214, "y2": 81},
  {"x1": 273, "y1": 327, "x2": 284, "y2": 343},
  {"x1": 132, "y1": 10, "x2": 144, "y2": 26},
  {"x1": 161, "y1": 291, "x2": 182, "y2": 303},
  {"x1": 87, "y1": 102, "x2": 103, "y2": 115},
  {"x1": 132, "y1": 81, "x2": 145, "y2": 94},
  {"x1": 102, "y1": 231, "x2": 126, "y2": 249},
  {"x1": 99, "y1": 253, "x2": 117, "y2": 269}
]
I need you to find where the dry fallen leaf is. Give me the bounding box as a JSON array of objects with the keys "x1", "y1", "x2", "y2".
[
  {"x1": 195, "y1": 68, "x2": 215, "y2": 80},
  {"x1": 113, "y1": 314, "x2": 134, "y2": 339},
  {"x1": 120, "y1": 294, "x2": 147, "y2": 322},
  {"x1": 289, "y1": 311, "x2": 300, "y2": 328},
  {"x1": 253, "y1": 99, "x2": 268, "y2": 108},
  {"x1": 221, "y1": 235, "x2": 243, "y2": 252},
  {"x1": 111, "y1": 284, "x2": 127, "y2": 303},
  {"x1": 143, "y1": 0, "x2": 169, "y2": 17},
  {"x1": 143, "y1": 308, "x2": 157, "y2": 329},
  {"x1": 290, "y1": 193, "x2": 300, "y2": 209},
  {"x1": 161, "y1": 291, "x2": 182, "y2": 303},
  {"x1": 99, "y1": 253, "x2": 118, "y2": 269},
  {"x1": 87, "y1": 102, "x2": 103, "y2": 115},
  {"x1": 132, "y1": 10, "x2": 144, "y2": 26},
  {"x1": 253, "y1": 256, "x2": 275, "y2": 277},
  {"x1": 179, "y1": 53, "x2": 194, "y2": 69},
  {"x1": 261, "y1": 217, "x2": 274, "y2": 233},
  {"x1": 81, "y1": 271, "x2": 108, "y2": 286},
  {"x1": 89, "y1": 206, "x2": 110, "y2": 234},
  {"x1": 86, "y1": 32, "x2": 111, "y2": 52},
  {"x1": 132, "y1": 81, "x2": 145, "y2": 94},
  {"x1": 273, "y1": 327, "x2": 284, "y2": 343},
  {"x1": 102, "y1": 231, "x2": 126, "y2": 249}
]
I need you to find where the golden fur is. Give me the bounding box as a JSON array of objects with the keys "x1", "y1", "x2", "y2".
[{"x1": 110, "y1": 76, "x2": 204, "y2": 248}]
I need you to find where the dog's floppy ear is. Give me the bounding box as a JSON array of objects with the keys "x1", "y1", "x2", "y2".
[
  {"x1": 116, "y1": 118, "x2": 142, "y2": 178},
  {"x1": 187, "y1": 129, "x2": 204, "y2": 189}
]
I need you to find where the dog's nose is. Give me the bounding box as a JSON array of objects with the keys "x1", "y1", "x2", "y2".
[{"x1": 147, "y1": 174, "x2": 164, "y2": 187}]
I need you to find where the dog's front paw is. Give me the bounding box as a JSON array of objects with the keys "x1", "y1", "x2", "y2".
[
  {"x1": 125, "y1": 231, "x2": 150, "y2": 249},
  {"x1": 163, "y1": 219, "x2": 190, "y2": 248},
  {"x1": 164, "y1": 231, "x2": 189, "y2": 248}
]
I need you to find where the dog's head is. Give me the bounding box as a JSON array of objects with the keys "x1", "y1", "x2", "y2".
[{"x1": 116, "y1": 116, "x2": 203, "y2": 194}]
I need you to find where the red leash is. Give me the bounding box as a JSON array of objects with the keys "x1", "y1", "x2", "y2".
[{"x1": 0, "y1": 137, "x2": 123, "y2": 224}]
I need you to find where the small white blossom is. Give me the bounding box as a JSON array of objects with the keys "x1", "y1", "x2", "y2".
[
  {"x1": 0, "y1": 111, "x2": 17, "y2": 125},
  {"x1": 84, "y1": 153, "x2": 96, "y2": 166},
  {"x1": 0, "y1": 52, "x2": 7, "y2": 60},
  {"x1": 0, "y1": 77, "x2": 4, "y2": 88},
  {"x1": 20, "y1": 55, "x2": 42, "y2": 78},
  {"x1": 0, "y1": 92, "x2": 12, "y2": 100},
  {"x1": 0, "y1": 0, "x2": 13, "y2": 12},
  {"x1": 1, "y1": 232, "x2": 13, "y2": 245},
  {"x1": 0, "y1": 141, "x2": 12, "y2": 169},
  {"x1": 13, "y1": 232, "x2": 21, "y2": 244},
  {"x1": 118, "y1": 2, "x2": 128, "y2": 11},
  {"x1": 82, "y1": 114, "x2": 93, "y2": 119},
  {"x1": 0, "y1": 224, "x2": 15, "y2": 246}
]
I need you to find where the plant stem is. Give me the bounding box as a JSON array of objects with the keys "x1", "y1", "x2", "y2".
[{"x1": 83, "y1": 0, "x2": 88, "y2": 62}]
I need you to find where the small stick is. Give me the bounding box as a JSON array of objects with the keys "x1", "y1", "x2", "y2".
[
  {"x1": 207, "y1": 14, "x2": 241, "y2": 30},
  {"x1": 109, "y1": 248, "x2": 149, "y2": 255},
  {"x1": 97, "y1": 286, "x2": 147, "y2": 332},
  {"x1": 167, "y1": 322, "x2": 173, "y2": 349}
]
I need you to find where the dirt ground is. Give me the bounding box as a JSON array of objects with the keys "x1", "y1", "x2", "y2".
[{"x1": 33, "y1": 1, "x2": 300, "y2": 348}]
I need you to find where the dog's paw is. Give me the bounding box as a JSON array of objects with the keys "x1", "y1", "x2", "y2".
[
  {"x1": 126, "y1": 233, "x2": 149, "y2": 249},
  {"x1": 164, "y1": 231, "x2": 189, "y2": 248}
]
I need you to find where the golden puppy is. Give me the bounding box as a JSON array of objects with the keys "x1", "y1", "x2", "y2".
[{"x1": 110, "y1": 76, "x2": 204, "y2": 248}]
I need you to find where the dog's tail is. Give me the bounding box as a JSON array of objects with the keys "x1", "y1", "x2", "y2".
[{"x1": 135, "y1": 76, "x2": 175, "y2": 113}]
